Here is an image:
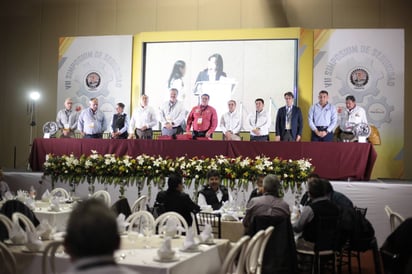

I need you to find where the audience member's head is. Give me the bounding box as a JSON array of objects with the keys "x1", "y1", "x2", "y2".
[
  {"x1": 308, "y1": 177, "x2": 325, "y2": 199},
  {"x1": 167, "y1": 173, "x2": 183, "y2": 192},
  {"x1": 64, "y1": 199, "x2": 120, "y2": 261},
  {"x1": 206, "y1": 170, "x2": 221, "y2": 191},
  {"x1": 262, "y1": 174, "x2": 282, "y2": 197},
  {"x1": 321, "y1": 179, "x2": 334, "y2": 196}
]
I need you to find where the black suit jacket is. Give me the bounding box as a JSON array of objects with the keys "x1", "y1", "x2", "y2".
[{"x1": 275, "y1": 105, "x2": 303, "y2": 140}]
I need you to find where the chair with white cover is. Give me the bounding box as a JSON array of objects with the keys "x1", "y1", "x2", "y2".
[
  {"x1": 0, "y1": 213, "x2": 14, "y2": 240},
  {"x1": 384, "y1": 205, "x2": 405, "y2": 232},
  {"x1": 0, "y1": 241, "x2": 17, "y2": 274},
  {"x1": 154, "y1": 212, "x2": 189, "y2": 236},
  {"x1": 244, "y1": 230, "x2": 266, "y2": 274},
  {"x1": 12, "y1": 212, "x2": 36, "y2": 232},
  {"x1": 50, "y1": 188, "x2": 70, "y2": 199},
  {"x1": 91, "y1": 190, "x2": 112, "y2": 207},
  {"x1": 220, "y1": 235, "x2": 250, "y2": 274},
  {"x1": 256, "y1": 226, "x2": 274, "y2": 274},
  {"x1": 42, "y1": 240, "x2": 64, "y2": 274},
  {"x1": 131, "y1": 195, "x2": 148, "y2": 212},
  {"x1": 126, "y1": 211, "x2": 156, "y2": 233}
]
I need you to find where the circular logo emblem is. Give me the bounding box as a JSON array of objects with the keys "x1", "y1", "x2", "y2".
[
  {"x1": 350, "y1": 68, "x2": 369, "y2": 88},
  {"x1": 85, "y1": 71, "x2": 101, "y2": 90}
]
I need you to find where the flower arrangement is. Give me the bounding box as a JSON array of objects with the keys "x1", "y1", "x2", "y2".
[{"x1": 43, "y1": 152, "x2": 315, "y2": 195}]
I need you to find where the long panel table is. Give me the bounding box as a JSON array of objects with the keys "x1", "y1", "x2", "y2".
[{"x1": 29, "y1": 138, "x2": 377, "y2": 180}]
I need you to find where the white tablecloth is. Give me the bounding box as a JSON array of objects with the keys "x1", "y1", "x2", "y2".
[{"x1": 9, "y1": 236, "x2": 230, "y2": 274}]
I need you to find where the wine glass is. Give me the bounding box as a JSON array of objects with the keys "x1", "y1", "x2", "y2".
[
  {"x1": 29, "y1": 186, "x2": 37, "y2": 200},
  {"x1": 127, "y1": 229, "x2": 139, "y2": 254},
  {"x1": 142, "y1": 224, "x2": 153, "y2": 248}
]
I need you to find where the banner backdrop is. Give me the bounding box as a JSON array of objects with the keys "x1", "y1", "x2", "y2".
[
  {"x1": 313, "y1": 29, "x2": 404, "y2": 179},
  {"x1": 57, "y1": 36, "x2": 133, "y2": 126}
]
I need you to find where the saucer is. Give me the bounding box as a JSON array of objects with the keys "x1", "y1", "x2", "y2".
[
  {"x1": 179, "y1": 246, "x2": 201, "y2": 253},
  {"x1": 153, "y1": 255, "x2": 179, "y2": 262},
  {"x1": 4, "y1": 239, "x2": 25, "y2": 246}
]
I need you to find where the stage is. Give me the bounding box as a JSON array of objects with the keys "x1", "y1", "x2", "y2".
[
  {"x1": 29, "y1": 138, "x2": 377, "y2": 181},
  {"x1": 4, "y1": 171, "x2": 411, "y2": 247}
]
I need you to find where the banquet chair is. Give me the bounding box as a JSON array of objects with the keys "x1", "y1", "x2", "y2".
[
  {"x1": 296, "y1": 216, "x2": 339, "y2": 274},
  {"x1": 50, "y1": 188, "x2": 70, "y2": 199},
  {"x1": 91, "y1": 190, "x2": 112, "y2": 206},
  {"x1": 131, "y1": 195, "x2": 148, "y2": 212},
  {"x1": 0, "y1": 200, "x2": 40, "y2": 228},
  {"x1": 244, "y1": 230, "x2": 265, "y2": 274},
  {"x1": 154, "y1": 212, "x2": 189, "y2": 236},
  {"x1": 0, "y1": 213, "x2": 14, "y2": 241},
  {"x1": 126, "y1": 211, "x2": 155, "y2": 233},
  {"x1": 42, "y1": 240, "x2": 64, "y2": 274},
  {"x1": 256, "y1": 226, "x2": 274, "y2": 274},
  {"x1": 12, "y1": 212, "x2": 36, "y2": 232},
  {"x1": 0, "y1": 241, "x2": 17, "y2": 274},
  {"x1": 195, "y1": 212, "x2": 222, "y2": 239},
  {"x1": 384, "y1": 205, "x2": 405, "y2": 232},
  {"x1": 220, "y1": 235, "x2": 250, "y2": 274}
]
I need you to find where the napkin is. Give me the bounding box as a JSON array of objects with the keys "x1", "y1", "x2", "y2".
[
  {"x1": 25, "y1": 231, "x2": 43, "y2": 251},
  {"x1": 162, "y1": 217, "x2": 184, "y2": 238},
  {"x1": 16, "y1": 190, "x2": 27, "y2": 203},
  {"x1": 181, "y1": 226, "x2": 198, "y2": 251},
  {"x1": 200, "y1": 223, "x2": 214, "y2": 243},
  {"x1": 36, "y1": 219, "x2": 55, "y2": 240},
  {"x1": 3, "y1": 191, "x2": 13, "y2": 200},
  {"x1": 49, "y1": 197, "x2": 61, "y2": 212},
  {"x1": 41, "y1": 189, "x2": 51, "y2": 202},
  {"x1": 157, "y1": 237, "x2": 175, "y2": 259},
  {"x1": 9, "y1": 222, "x2": 27, "y2": 244},
  {"x1": 116, "y1": 213, "x2": 129, "y2": 234},
  {"x1": 25, "y1": 198, "x2": 36, "y2": 211}
]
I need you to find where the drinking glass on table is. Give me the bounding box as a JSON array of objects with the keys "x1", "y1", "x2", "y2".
[
  {"x1": 127, "y1": 229, "x2": 139, "y2": 254},
  {"x1": 29, "y1": 186, "x2": 37, "y2": 200},
  {"x1": 142, "y1": 224, "x2": 153, "y2": 248}
]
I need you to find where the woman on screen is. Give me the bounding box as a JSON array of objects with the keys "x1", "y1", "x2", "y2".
[
  {"x1": 168, "y1": 60, "x2": 186, "y2": 91},
  {"x1": 196, "y1": 53, "x2": 227, "y2": 82}
]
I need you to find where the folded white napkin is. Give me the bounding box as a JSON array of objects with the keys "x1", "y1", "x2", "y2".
[
  {"x1": 3, "y1": 191, "x2": 13, "y2": 200},
  {"x1": 9, "y1": 222, "x2": 27, "y2": 244},
  {"x1": 200, "y1": 224, "x2": 214, "y2": 243},
  {"x1": 16, "y1": 190, "x2": 27, "y2": 203},
  {"x1": 25, "y1": 231, "x2": 43, "y2": 251},
  {"x1": 49, "y1": 197, "x2": 61, "y2": 212},
  {"x1": 157, "y1": 237, "x2": 175, "y2": 259},
  {"x1": 116, "y1": 213, "x2": 129, "y2": 234},
  {"x1": 36, "y1": 219, "x2": 55, "y2": 240},
  {"x1": 163, "y1": 218, "x2": 184, "y2": 237},
  {"x1": 41, "y1": 189, "x2": 51, "y2": 202},
  {"x1": 181, "y1": 226, "x2": 198, "y2": 251}
]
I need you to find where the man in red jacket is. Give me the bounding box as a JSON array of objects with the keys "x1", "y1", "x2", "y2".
[{"x1": 186, "y1": 93, "x2": 218, "y2": 139}]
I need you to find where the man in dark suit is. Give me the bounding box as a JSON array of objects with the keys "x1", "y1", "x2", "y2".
[{"x1": 275, "y1": 91, "x2": 303, "y2": 141}]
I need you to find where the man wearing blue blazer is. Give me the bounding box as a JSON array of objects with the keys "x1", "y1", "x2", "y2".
[{"x1": 275, "y1": 92, "x2": 303, "y2": 142}]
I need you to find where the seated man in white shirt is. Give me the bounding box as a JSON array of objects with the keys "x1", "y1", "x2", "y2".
[
  {"x1": 197, "y1": 170, "x2": 232, "y2": 210},
  {"x1": 64, "y1": 199, "x2": 138, "y2": 274}
]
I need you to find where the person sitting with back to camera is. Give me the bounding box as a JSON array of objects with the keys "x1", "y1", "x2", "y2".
[
  {"x1": 197, "y1": 170, "x2": 232, "y2": 210},
  {"x1": 63, "y1": 199, "x2": 138, "y2": 274},
  {"x1": 154, "y1": 173, "x2": 200, "y2": 226}
]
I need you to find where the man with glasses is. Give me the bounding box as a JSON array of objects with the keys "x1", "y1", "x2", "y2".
[
  {"x1": 186, "y1": 93, "x2": 218, "y2": 139},
  {"x1": 78, "y1": 97, "x2": 107, "y2": 139},
  {"x1": 275, "y1": 92, "x2": 303, "y2": 142},
  {"x1": 56, "y1": 97, "x2": 79, "y2": 138}
]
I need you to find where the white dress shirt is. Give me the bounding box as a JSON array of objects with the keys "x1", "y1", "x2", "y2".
[
  {"x1": 129, "y1": 105, "x2": 158, "y2": 133},
  {"x1": 220, "y1": 110, "x2": 241, "y2": 134}
]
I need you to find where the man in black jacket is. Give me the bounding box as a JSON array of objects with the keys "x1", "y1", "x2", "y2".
[
  {"x1": 155, "y1": 173, "x2": 200, "y2": 226},
  {"x1": 197, "y1": 170, "x2": 231, "y2": 210}
]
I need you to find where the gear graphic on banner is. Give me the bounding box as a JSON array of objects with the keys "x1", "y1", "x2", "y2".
[
  {"x1": 74, "y1": 60, "x2": 113, "y2": 98},
  {"x1": 364, "y1": 96, "x2": 394, "y2": 128},
  {"x1": 335, "y1": 57, "x2": 384, "y2": 102}
]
